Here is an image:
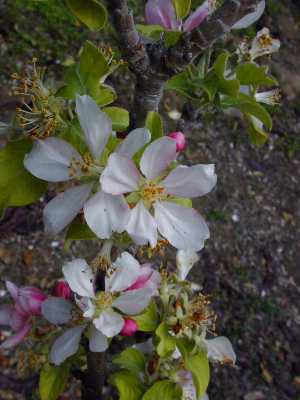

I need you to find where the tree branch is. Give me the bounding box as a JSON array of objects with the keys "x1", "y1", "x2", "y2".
[
  {"x1": 107, "y1": 0, "x2": 259, "y2": 125},
  {"x1": 82, "y1": 351, "x2": 106, "y2": 400}
]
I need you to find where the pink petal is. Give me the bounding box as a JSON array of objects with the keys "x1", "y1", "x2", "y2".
[
  {"x1": 145, "y1": 0, "x2": 180, "y2": 30},
  {"x1": 183, "y1": 1, "x2": 211, "y2": 32},
  {"x1": 1, "y1": 323, "x2": 31, "y2": 349},
  {"x1": 0, "y1": 305, "x2": 14, "y2": 327},
  {"x1": 5, "y1": 281, "x2": 19, "y2": 301}
]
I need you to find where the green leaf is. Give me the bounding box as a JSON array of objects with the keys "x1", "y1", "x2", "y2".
[
  {"x1": 236, "y1": 63, "x2": 278, "y2": 86},
  {"x1": 213, "y1": 52, "x2": 240, "y2": 97},
  {"x1": 166, "y1": 71, "x2": 195, "y2": 99},
  {"x1": 136, "y1": 24, "x2": 164, "y2": 40},
  {"x1": 79, "y1": 41, "x2": 109, "y2": 87},
  {"x1": 103, "y1": 107, "x2": 130, "y2": 132},
  {"x1": 145, "y1": 111, "x2": 164, "y2": 140},
  {"x1": 65, "y1": 215, "x2": 96, "y2": 241},
  {"x1": 155, "y1": 322, "x2": 176, "y2": 358},
  {"x1": 133, "y1": 301, "x2": 159, "y2": 332},
  {"x1": 184, "y1": 353, "x2": 210, "y2": 398},
  {"x1": 142, "y1": 380, "x2": 182, "y2": 400},
  {"x1": 221, "y1": 93, "x2": 272, "y2": 130},
  {"x1": 113, "y1": 348, "x2": 146, "y2": 374},
  {"x1": 247, "y1": 115, "x2": 269, "y2": 147},
  {"x1": 173, "y1": 0, "x2": 191, "y2": 19},
  {"x1": 0, "y1": 140, "x2": 47, "y2": 211},
  {"x1": 111, "y1": 371, "x2": 145, "y2": 400},
  {"x1": 39, "y1": 363, "x2": 70, "y2": 400},
  {"x1": 59, "y1": 120, "x2": 88, "y2": 154},
  {"x1": 66, "y1": 0, "x2": 107, "y2": 31}
]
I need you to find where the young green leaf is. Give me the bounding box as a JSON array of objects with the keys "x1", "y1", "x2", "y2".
[
  {"x1": 236, "y1": 63, "x2": 278, "y2": 86},
  {"x1": 133, "y1": 301, "x2": 160, "y2": 332},
  {"x1": 142, "y1": 380, "x2": 182, "y2": 400},
  {"x1": 39, "y1": 363, "x2": 70, "y2": 400},
  {"x1": 0, "y1": 140, "x2": 47, "y2": 212},
  {"x1": 66, "y1": 0, "x2": 107, "y2": 31},
  {"x1": 65, "y1": 215, "x2": 96, "y2": 241},
  {"x1": 79, "y1": 41, "x2": 109, "y2": 87},
  {"x1": 155, "y1": 322, "x2": 176, "y2": 357},
  {"x1": 184, "y1": 352, "x2": 210, "y2": 398},
  {"x1": 145, "y1": 112, "x2": 164, "y2": 140},
  {"x1": 103, "y1": 107, "x2": 130, "y2": 132},
  {"x1": 113, "y1": 348, "x2": 146, "y2": 374},
  {"x1": 111, "y1": 371, "x2": 145, "y2": 400},
  {"x1": 173, "y1": 0, "x2": 191, "y2": 19}
]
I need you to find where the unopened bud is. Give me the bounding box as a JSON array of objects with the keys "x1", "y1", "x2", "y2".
[{"x1": 168, "y1": 131, "x2": 187, "y2": 152}]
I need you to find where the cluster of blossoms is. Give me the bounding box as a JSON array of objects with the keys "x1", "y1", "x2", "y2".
[{"x1": 24, "y1": 94, "x2": 217, "y2": 251}]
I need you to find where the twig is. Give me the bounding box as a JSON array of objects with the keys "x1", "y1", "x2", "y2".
[{"x1": 107, "y1": 0, "x2": 259, "y2": 126}]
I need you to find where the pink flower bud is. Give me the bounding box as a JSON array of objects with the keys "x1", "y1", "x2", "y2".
[
  {"x1": 53, "y1": 280, "x2": 72, "y2": 300},
  {"x1": 168, "y1": 131, "x2": 187, "y2": 152},
  {"x1": 120, "y1": 319, "x2": 138, "y2": 337}
]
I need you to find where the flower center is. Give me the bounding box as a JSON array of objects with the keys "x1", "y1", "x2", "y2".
[
  {"x1": 68, "y1": 153, "x2": 100, "y2": 178},
  {"x1": 95, "y1": 291, "x2": 114, "y2": 315},
  {"x1": 141, "y1": 182, "x2": 166, "y2": 203},
  {"x1": 258, "y1": 34, "x2": 273, "y2": 48}
]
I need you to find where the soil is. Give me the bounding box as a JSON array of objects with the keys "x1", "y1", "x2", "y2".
[{"x1": 0, "y1": 1, "x2": 299, "y2": 400}]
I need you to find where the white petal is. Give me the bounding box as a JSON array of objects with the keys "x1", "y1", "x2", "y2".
[
  {"x1": 41, "y1": 297, "x2": 73, "y2": 325},
  {"x1": 154, "y1": 201, "x2": 209, "y2": 251},
  {"x1": 93, "y1": 309, "x2": 124, "y2": 338},
  {"x1": 117, "y1": 128, "x2": 151, "y2": 158},
  {"x1": 232, "y1": 0, "x2": 265, "y2": 29},
  {"x1": 0, "y1": 305, "x2": 14, "y2": 326},
  {"x1": 43, "y1": 184, "x2": 93, "y2": 235},
  {"x1": 84, "y1": 190, "x2": 130, "y2": 239},
  {"x1": 105, "y1": 252, "x2": 141, "y2": 293},
  {"x1": 126, "y1": 202, "x2": 158, "y2": 248},
  {"x1": 204, "y1": 336, "x2": 236, "y2": 365},
  {"x1": 101, "y1": 153, "x2": 140, "y2": 195},
  {"x1": 50, "y1": 325, "x2": 86, "y2": 365},
  {"x1": 63, "y1": 259, "x2": 95, "y2": 298},
  {"x1": 113, "y1": 287, "x2": 153, "y2": 315},
  {"x1": 24, "y1": 138, "x2": 82, "y2": 182},
  {"x1": 140, "y1": 137, "x2": 177, "y2": 180},
  {"x1": 76, "y1": 297, "x2": 95, "y2": 319},
  {"x1": 76, "y1": 95, "x2": 112, "y2": 160},
  {"x1": 88, "y1": 325, "x2": 108, "y2": 352},
  {"x1": 176, "y1": 250, "x2": 200, "y2": 281},
  {"x1": 162, "y1": 164, "x2": 217, "y2": 198}
]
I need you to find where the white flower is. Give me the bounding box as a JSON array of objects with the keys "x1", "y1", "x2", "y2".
[
  {"x1": 255, "y1": 89, "x2": 281, "y2": 106},
  {"x1": 249, "y1": 27, "x2": 280, "y2": 61},
  {"x1": 101, "y1": 137, "x2": 217, "y2": 251},
  {"x1": 232, "y1": 0, "x2": 265, "y2": 30},
  {"x1": 24, "y1": 94, "x2": 150, "y2": 236},
  {"x1": 176, "y1": 250, "x2": 200, "y2": 281},
  {"x1": 42, "y1": 252, "x2": 160, "y2": 365},
  {"x1": 204, "y1": 336, "x2": 236, "y2": 365}
]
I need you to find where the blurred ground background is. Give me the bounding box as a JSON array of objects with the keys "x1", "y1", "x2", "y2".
[{"x1": 0, "y1": 0, "x2": 299, "y2": 399}]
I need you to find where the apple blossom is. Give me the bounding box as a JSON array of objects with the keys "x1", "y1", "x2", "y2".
[
  {"x1": 101, "y1": 137, "x2": 217, "y2": 251},
  {"x1": 42, "y1": 252, "x2": 160, "y2": 365},
  {"x1": 24, "y1": 94, "x2": 151, "y2": 237},
  {"x1": 176, "y1": 250, "x2": 200, "y2": 281},
  {"x1": 0, "y1": 281, "x2": 47, "y2": 348}
]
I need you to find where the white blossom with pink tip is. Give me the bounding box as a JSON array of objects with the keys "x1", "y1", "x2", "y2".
[
  {"x1": 100, "y1": 137, "x2": 217, "y2": 251},
  {"x1": 42, "y1": 252, "x2": 160, "y2": 365}
]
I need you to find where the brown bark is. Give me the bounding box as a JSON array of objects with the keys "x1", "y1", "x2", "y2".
[{"x1": 82, "y1": 351, "x2": 106, "y2": 400}]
